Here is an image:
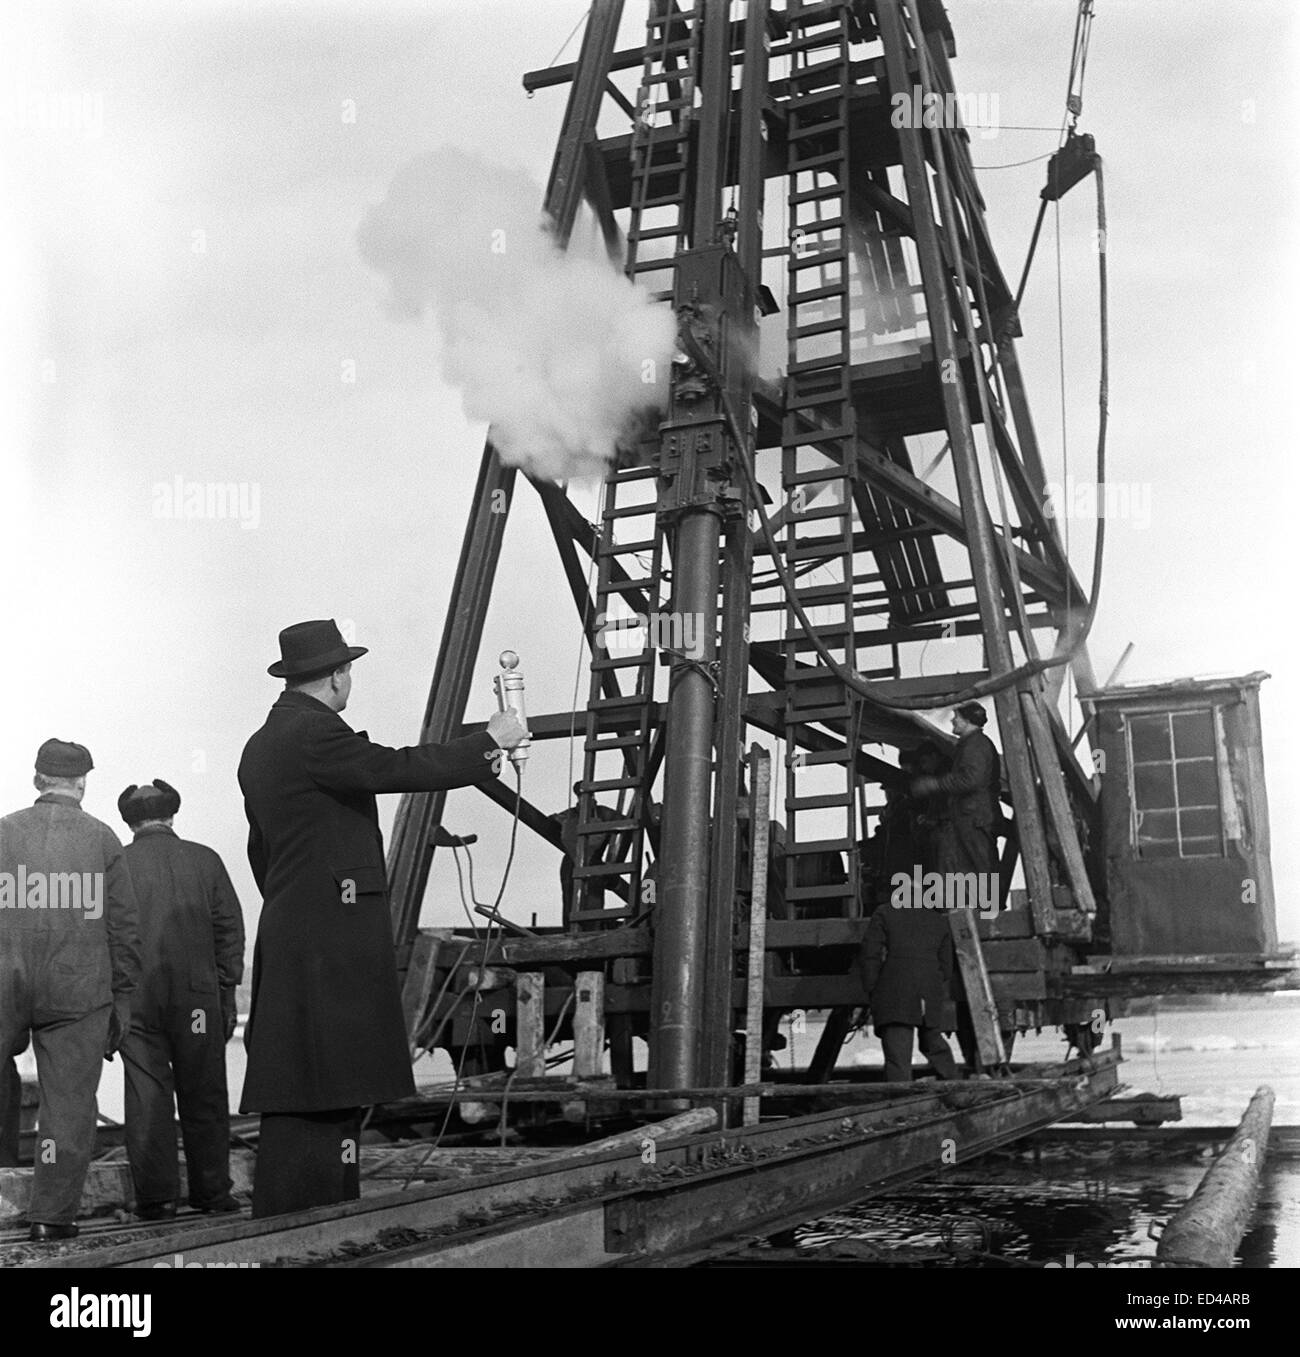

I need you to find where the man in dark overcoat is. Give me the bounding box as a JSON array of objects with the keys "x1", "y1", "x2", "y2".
[
  {"x1": 0, "y1": 739, "x2": 140, "y2": 1241},
  {"x1": 118, "y1": 779, "x2": 245, "y2": 1219},
  {"x1": 912, "y1": 702, "x2": 1002, "y2": 879},
  {"x1": 860, "y1": 900, "x2": 958, "y2": 1082},
  {"x1": 238, "y1": 619, "x2": 526, "y2": 1217}
]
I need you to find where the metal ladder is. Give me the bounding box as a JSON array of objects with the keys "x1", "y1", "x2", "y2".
[
  {"x1": 571, "y1": 465, "x2": 667, "y2": 928},
  {"x1": 625, "y1": 1, "x2": 701, "y2": 296},
  {"x1": 779, "y1": 1, "x2": 866, "y2": 920},
  {"x1": 570, "y1": 1, "x2": 704, "y2": 929}
]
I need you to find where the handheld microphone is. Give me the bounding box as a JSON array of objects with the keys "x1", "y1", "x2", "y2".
[{"x1": 493, "y1": 649, "x2": 530, "y2": 766}]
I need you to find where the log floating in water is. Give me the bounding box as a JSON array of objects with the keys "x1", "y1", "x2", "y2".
[{"x1": 1156, "y1": 1085, "x2": 1274, "y2": 1269}]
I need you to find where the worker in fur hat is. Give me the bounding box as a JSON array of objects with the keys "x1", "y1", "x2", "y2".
[{"x1": 118, "y1": 778, "x2": 245, "y2": 1219}]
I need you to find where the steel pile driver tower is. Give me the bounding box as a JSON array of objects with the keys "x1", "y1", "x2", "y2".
[{"x1": 386, "y1": 0, "x2": 1108, "y2": 1098}]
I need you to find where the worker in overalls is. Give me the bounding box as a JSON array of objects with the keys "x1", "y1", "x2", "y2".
[{"x1": 0, "y1": 739, "x2": 140, "y2": 1241}]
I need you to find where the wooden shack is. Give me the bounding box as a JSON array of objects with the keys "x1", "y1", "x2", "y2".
[{"x1": 1085, "y1": 672, "x2": 1276, "y2": 957}]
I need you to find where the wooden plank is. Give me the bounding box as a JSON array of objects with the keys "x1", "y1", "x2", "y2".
[
  {"x1": 990, "y1": 971, "x2": 1047, "y2": 1002},
  {"x1": 387, "y1": 1073, "x2": 1119, "y2": 1107},
  {"x1": 602, "y1": 975, "x2": 865, "y2": 1013},
  {"x1": 1051, "y1": 909, "x2": 1093, "y2": 943},
  {"x1": 546, "y1": 1108, "x2": 717, "y2": 1162},
  {"x1": 855, "y1": 671, "x2": 989, "y2": 699},
  {"x1": 401, "y1": 930, "x2": 449, "y2": 1041},
  {"x1": 763, "y1": 918, "x2": 869, "y2": 949},
  {"x1": 980, "y1": 939, "x2": 1044, "y2": 973},
  {"x1": 1019, "y1": 691, "x2": 1096, "y2": 914},
  {"x1": 495, "y1": 917, "x2": 871, "y2": 968},
  {"x1": 948, "y1": 910, "x2": 1005, "y2": 1066},
  {"x1": 515, "y1": 973, "x2": 546, "y2": 1078},
  {"x1": 1068, "y1": 1095, "x2": 1182, "y2": 1126},
  {"x1": 1057, "y1": 968, "x2": 1300, "y2": 999},
  {"x1": 601, "y1": 1072, "x2": 1119, "y2": 1265},
  {"x1": 977, "y1": 906, "x2": 1034, "y2": 940},
  {"x1": 1096, "y1": 953, "x2": 1296, "y2": 971},
  {"x1": 37, "y1": 1053, "x2": 1122, "y2": 1271},
  {"x1": 573, "y1": 971, "x2": 605, "y2": 1079},
  {"x1": 743, "y1": 748, "x2": 773, "y2": 1127},
  {"x1": 346, "y1": 1066, "x2": 1125, "y2": 1268},
  {"x1": 500, "y1": 928, "x2": 651, "y2": 966},
  {"x1": 466, "y1": 968, "x2": 1111, "y2": 1028}
]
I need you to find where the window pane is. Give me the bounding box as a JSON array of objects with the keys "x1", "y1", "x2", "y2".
[
  {"x1": 1181, "y1": 807, "x2": 1222, "y2": 841},
  {"x1": 1179, "y1": 837, "x2": 1221, "y2": 859},
  {"x1": 1136, "y1": 809, "x2": 1177, "y2": 842},
  {"x1": 1172, "y1": 710, "x2": 1215, "y2": 759},
  {"x1": 1133, "y1": 763, "x2": 1175, "y2": 809},
  {"x1": 1129, "y1": 714, "x2": 1171, "y2": 763},
  {"x1": 1176, "y1": 760, "x2": 1219, "y2": 808},
  {"x1": 1139, "y1": 839, "x2": 1182, "y2": 861}
]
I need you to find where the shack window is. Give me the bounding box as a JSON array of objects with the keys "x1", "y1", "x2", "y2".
[{"x1": 1124, "y1": 709, "x2": 1224, "y2": 859}]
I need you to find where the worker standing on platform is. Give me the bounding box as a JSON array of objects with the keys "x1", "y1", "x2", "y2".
[
  {"x1": 860, "y1": 901, "x2": 959, "y2": 1083},
  {"x1": 911, "y1": 702, "x2": 1002, "y2": 880},
  {"x1": 0, "y1": 740, "x2": 140, "y2": 1241},
  {"x1": 238, "y1": 620, "x2": 527, "y2": 1218},
  {"x1": 118, "y1": 779, "x2": 244, "y2": 1219}
]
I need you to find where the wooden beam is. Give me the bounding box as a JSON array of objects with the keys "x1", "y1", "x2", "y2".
[
  {"x1": 573, "y1": 971, "x2": 606, "y2": 1079},
  {"x1": 515, "y1": 973, "x2": 546, "y2": 1078},
  {"x1": 980, "y1": 939, "x2": 1046, "y2": 972},
  {"x1": 743, "y1": 747, "x2": 773, "y2": 1125},
  {"x1": 475, "y1": 774, "x2": 566, "y2": 851},
  {"x1": 948, "y1": 910, "x2": 1006, "y2": 1066}
]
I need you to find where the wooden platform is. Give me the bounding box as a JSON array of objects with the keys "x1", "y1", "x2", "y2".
[{"x1": 15, "y1": 1048, "x2": 1122, "y2": 1270}]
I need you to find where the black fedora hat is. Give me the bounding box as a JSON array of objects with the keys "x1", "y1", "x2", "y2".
[{"x1": 268, "y1": 619, "x2": 368, "y2": 678}]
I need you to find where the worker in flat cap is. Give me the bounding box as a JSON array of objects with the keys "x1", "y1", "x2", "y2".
[
  {"x1": 238, "y1": 619, "x2": 528, "y2": 1217},
  {"x1": 117, "y1": 779, "x2": 245, "y2": 1220},
  {"x1": 0, "y1": 740, "x2": 140, "y2": 1241},
  {"x1": 910, "y1": 702, "x2": 1003, "y2": 880}
]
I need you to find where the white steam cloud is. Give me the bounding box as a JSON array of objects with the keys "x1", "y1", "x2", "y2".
[{"x1": 358, "y1": 147, "x2": 674, "y2": 483}]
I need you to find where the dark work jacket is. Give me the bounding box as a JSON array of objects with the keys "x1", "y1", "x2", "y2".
[
  {"x1": 0, "y1": 793, "x2": 140, "y2": 1015},
  {"x1": 860, "y1": 904, "x2": 956, "y2": 1031},
  {"x1": 122, "y1": 825, "x2": 244, "y2": 1025},
  {"x1": 934, "y1": 730, "x2": 1001, "y2": 877},
  {"x1": 935, "y1": 731, "x2": 1000, "y2": 829},
  {"x1": 237, "y1": 690, "x2": 499, "y2": 1113}
]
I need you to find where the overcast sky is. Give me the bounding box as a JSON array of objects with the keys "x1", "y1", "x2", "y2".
[{"x1": 2, "y1": 0, "x2": 1296, "y2": 952}]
